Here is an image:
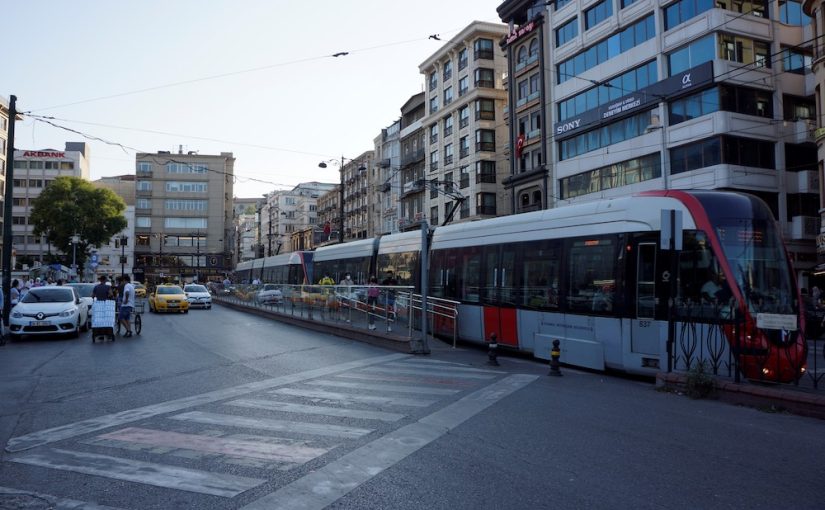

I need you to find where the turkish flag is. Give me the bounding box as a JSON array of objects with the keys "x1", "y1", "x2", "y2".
[
  {"x1": 516, "y1": 133, "x2": 525, "y2": 158},
  {"x1": 323, "y1": 221, "x2": 331, "y2": 236}
]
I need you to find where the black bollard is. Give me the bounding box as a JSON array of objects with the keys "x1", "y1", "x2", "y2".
[
  {"x1": 487, "y1": 333, "x2": 499, "y2": 366},
  {"x1": 548, "y1": 339, "x2": 562, "y2": 376}
]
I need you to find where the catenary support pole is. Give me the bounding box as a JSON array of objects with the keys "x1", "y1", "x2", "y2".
[
  {"x1": 2, "y1": 95, "x2": 17, "y2": 327},
  {"x1": 412, "y1": 221, "x2": 430, "y2": 354}
]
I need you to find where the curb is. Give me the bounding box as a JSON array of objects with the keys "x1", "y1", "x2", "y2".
[
  {"x1": 215, "y1": 300, "x2": 413, "y2": 354},
  {"x1": 656, "y1": 372, "x2": 825, "y2": 420}
]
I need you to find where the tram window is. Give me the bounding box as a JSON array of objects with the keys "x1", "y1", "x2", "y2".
[
  {"x1": 377, "y1": 252, "x2": 419, "y2": 287},
  {"x1": 429, "y1": 251, "x2": 446, "y2": 298},
  {"x1": 522, "y1": 240, "x2": 560, "y2": 309},
  {"x1": 675, "y1": 231, "x2": 732, "y2": 319},
  {"x1": 566, "y1": 238, "x2": 616, "y2": 314},
  {"x1": 462, "y1": 247, "x2": 482, "y2": 303}
]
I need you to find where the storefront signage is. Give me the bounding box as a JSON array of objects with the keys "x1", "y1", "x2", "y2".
[
  {"x1": 506, "y1": 20, "x2": 537, "y2": 45},
  {"x1": 553, "y1": 61, "x2": 714, "y2": 139},
  {"x1": 756, "y1": 313, "x2": 797, "y2": 331},
  {"x1": 22, "y1": 151, "x2": 65, "y2": 158}
]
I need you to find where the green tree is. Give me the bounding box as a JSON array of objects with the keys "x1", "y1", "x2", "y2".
[{"x1": 29, "y1": 176, "x2": 127, "y2": 270}]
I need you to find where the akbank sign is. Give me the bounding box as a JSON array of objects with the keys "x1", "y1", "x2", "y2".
[{"x1": 553, "y1": 62, "x2": 713, "y2": 139}]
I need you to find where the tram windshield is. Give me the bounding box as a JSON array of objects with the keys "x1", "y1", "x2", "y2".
[{"x1": 715, "y1": 218, "x2": 797, "y2": 315}]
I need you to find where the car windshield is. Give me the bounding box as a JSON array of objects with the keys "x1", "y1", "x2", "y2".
[
  {"x1": 22, "y1": 288, "x2": 75, "y2": 303},
  {"x1": 263, "y1": 284, "x2": 277, "y2": 291},
  {"x1": 185, "y1": 285, "x2": 207, "y2": 293},
  {"x1": 157, "y1": 286, "x2": 184, "y2": 295},
  {"x1": 68, "y1": 283, "x2": 95, "y2": 298}
]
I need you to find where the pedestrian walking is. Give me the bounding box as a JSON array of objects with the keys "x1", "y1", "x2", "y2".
[
  {"x1": 10, "y1": 279, "x2": 20, "y2": 305},
  {"x1": 367, "y1": 276, "x2": 379, "y2": 330},
  {"x1": 118, "y1": 276, "x2": 135, "y2": 337}
]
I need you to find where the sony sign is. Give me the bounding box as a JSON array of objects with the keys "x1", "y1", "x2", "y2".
[{"x1": 555, "y1": 119, "x2": 582, "y2": 135}]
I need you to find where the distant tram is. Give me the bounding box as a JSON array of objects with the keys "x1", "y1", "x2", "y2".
[{"x1": 235, "y1": 191, "x2": 807, "y2": 382}]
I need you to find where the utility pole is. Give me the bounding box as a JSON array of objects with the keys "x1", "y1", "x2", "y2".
[
  {"x1": 195, "y1": 230, "x2": 200, "y2": 282},
  {"x1": 120, "y1": 235, "x2": 128, "y2": 279},
  {"x1": 2, "y1": 95, "x2": 17, "y2": 327}
]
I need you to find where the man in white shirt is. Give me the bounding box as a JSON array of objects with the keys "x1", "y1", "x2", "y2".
[{"x1": 119, "y1": 275, "x2": 136, "y2": 337}]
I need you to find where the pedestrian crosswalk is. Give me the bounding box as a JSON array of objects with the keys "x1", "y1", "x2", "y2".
[{"x1": 3, "y1": 355, "x2": 536, "y2": 509}]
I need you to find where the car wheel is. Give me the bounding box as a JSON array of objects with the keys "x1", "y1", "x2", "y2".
[{"x1": 183, "y1": 309, "x2": 189, "y2": 314}]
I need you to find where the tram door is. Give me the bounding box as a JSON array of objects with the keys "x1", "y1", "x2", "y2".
[
  {"x1": 482, "y1": 245, "x2": 519, "y2": 347},
  {"x1": 631, "y1": 241, "x2": 660, "y2": 354}
]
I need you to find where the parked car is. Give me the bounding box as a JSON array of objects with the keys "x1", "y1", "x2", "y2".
[
  {"x1": 256, "y1": 284, "x2": 284, "y2": 305},
  {"x1": 67, "y1": 282, "x2": 95, "y2": 330},
  {"x1": 149, "y1": 284, "x2": 190, "y2": 313},
  {"x1": 184, "y1": 284, "x2": 212, "y2": 309},
  {"x1": 8, "y1": 286, "x2": 89, "y2": 339}
]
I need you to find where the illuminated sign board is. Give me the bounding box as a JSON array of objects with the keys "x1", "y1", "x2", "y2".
[{"x1": 506, "y1": 20, "x2": 537, "y2": 45}]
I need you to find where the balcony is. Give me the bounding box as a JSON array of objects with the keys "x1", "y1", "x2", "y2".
[
  {"x1": 460, "y1": 148, "x2": 469, "y2": 159},
  {"x1": 475, "y1": 142, "x2": 495, "y2": 152},
  {"x1": 786, "y1": 170, "x2": 819, "y2": 194},
  {"x1": 790, "y1": 119, "x2": 816, "y2": 144},
  {"x1": 401, "y1": 148, "x2": 425, "y2": 166},
  {"x1": 477, "y1": 205, "x2": 497, "y2": 216},
  {"x1": 460, "y1": 177, "x2": 470, "y2": 189},
  {"x1": 476, "y1": 173, "x2": 497, "y2": 184},
  {"x1": 444, "y1": 155, "x2": 453, "y2": 165},
  {"x1": 475, "y1": 49, "x2": 493, "y2": 60},
  {"x1": 136, "y1": 189, "x2": 152, "y2": 197}
]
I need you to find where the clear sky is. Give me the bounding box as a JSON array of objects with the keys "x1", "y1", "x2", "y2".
[{"x1": 3, "y1": 0, "x2": 505, "y2": 198}]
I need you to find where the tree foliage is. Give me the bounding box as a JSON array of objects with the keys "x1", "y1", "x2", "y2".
[{"x1": 29, "y1": 177, "x2": 127, "y2": 267}]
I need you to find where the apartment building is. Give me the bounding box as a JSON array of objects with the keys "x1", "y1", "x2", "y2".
[
  {"x1": 261, "y1": 182, "x2": 337, "y2": 253},
  {"x1": 373, "y1": 119, "x2": 402, "y2": 235},
  {"x1": 398, "y1": 92, "x2": 427, "y2": 231},
  {"x1": 11, "y1": 142, "x2": 91, "y2": 268},
  {"x1": 419, "y1": 21, "x2": 511, "y2": 224},
  {"x1": 232, "y1": 197, "x2": 262, "y2": 264},
  {"x1": 499, "y1": 0, "x2": 819, "y2": 285},
  {"x1": 133, "y1": 149, "x2": 235, "y2": 284}
]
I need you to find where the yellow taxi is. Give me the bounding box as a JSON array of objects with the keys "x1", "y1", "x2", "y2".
[
  {"x1": 148, "y1": 284, "x2": 190, "y2": 313},
  {"x1": 133, "y1": 282, "x2": 147, "y2": 298}
]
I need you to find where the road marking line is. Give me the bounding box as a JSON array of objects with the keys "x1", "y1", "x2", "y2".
[
  {"x1": 5, "y1": 353, "x2": 407, "y2": 453},
  {"x1": 8, "y1": 448, "x2": 265, "y2": 498},
  {"x1": 97, "y1": 427, "x2": 330, "y2": 463},
  {"x1": 384, "y1": 361, "x2": 503, "y2": 374},
  {"x1": 0, "y1": 485, "x2": 125, "y2": 509},
  {"x1": 359, "y1": 366, "x2": 497, "y2": 380},
  {"x1": 227, "y1": 399, "x2": 406, "y2": 422},
  {"x1": 334, "y1": 372, "x2": 477, "y2": 387},
  {"x1": 306, "y1": 379, "x2": 460, "y2": 395},
  {"x1": 271, "y1": 388, "x2": 437, "y2": 407},
  {"x1": 171, "y1": 411, "x2": 372, "y2": 439},
  {"x1": 241, "y1": 374, "x2": 538, "y2": 510}
]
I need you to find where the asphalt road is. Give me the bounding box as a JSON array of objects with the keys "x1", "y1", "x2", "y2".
[{"x1": 0, "y1": 305, "x2": 822, "y2": 509}]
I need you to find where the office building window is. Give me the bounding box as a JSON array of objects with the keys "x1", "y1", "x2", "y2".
[
  {"x1": 558, "y1": 61, "x2": 656, "y2": 122},
  {"x1": 430, "y1": 150, "x2": 439, "y2": 171},
  {"x1": 430, "y1": 124, "x2": 439, "y2": 144},
  {"x1": 165, "y1": 217, "x2": 208, "y2": 229},
  {"x1": 136, "y1": 217, "x2": 151, "y2": 228},
  {"x1": 166, "y1": 181, "x2": 208, "y2": 192},
  {"x1": 429, "y1": 71, "x2": 437, "y2": 91},
  {"x1": 669, "y1": 85, "x2": 773, "y2": 125},
  {"x1": 556, "y1": 17, "x2": 578, "y2": 47},
  {"x1": 475, "y1": 129, "x2": 495, "y2": 152},
  {"x1": 137, "y1": 162, "x2": 152, "y2": 173},
  {"x1": 459, "y1": 76, "x2": 469, "y2": 96},
  {"x1": 779, "y1": 0, "x2": 810, "y2": 25},
  {"x1": 558, "y1": 15, "x2": 655, "y2": 83},
  {"x1": 782, "y1": 48, "x2": 811, "y2": 74},
  {"x1": 718, "y1": 34, "x2": 770, "y2": 68},
  {"x1": 559, "y1": 109, "x2": 655, "y2": 160},
  {"x1": 430, "y1": 96, "x2": 439, "y2": 114},
  {"x1": 460, "y1": 136, "x2": 470, "y2": 158},
  {"x1": 667, "y1": 34, "x2": 715, "y2": 76},
  {"x1": 669, "y1": 135, "x2": 775, "y2": 174},
  {"x1": 444, "y1": 144, "x2": 454, "y2": 165},
  {"x1": 136, "y1": 198, "x2": 151, "y2": 209},
  {"x1": 136, "y1": 180, "x2": 152, "y2": 191},
  {"x1": 166, "y1": 199, "x2": 208, "y2": 211},
  {"x1": 560, "y1": 153, "x2": 661, "y2": 199},
  {"x1": 585, "y1": 0, "x2": 613, "y2": 30},
  {"x1": 444, "y1": 86, "x2": 453, "y2": 105},
  {"x1": 166, "y1": 162, "x2": 208, "y2": 174},
  {"x1": 443, "y1": 60, "x2": 453, "y2": 81},
  {"x1": 444, "y1": 115, "x2": 453, "y2": 137}
]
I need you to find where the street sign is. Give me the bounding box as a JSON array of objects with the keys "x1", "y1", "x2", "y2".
[
  {"x1": 90, "y1": 253, "x2": 99, "y2": 264},
  {"x1": 90, "y1": 262, "x2": 99, "y2": 269}
]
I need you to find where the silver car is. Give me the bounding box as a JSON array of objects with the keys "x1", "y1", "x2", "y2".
[{"x1": 184, "y1": 284, "x2": 212, "y2": 309}]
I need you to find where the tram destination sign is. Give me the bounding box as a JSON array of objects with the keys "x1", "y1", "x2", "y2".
[
  {"x1": 756, "y1": 313, "x2": 797, "y2": 331},
  {"x1": 554, "y1": 61, "x2": 714, "y2": 139}
]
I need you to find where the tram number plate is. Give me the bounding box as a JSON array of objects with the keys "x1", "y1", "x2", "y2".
[
  {"x1": 756, "y1": 313, "x2": 797, "y2": 331},
  {"x1": 30, "y1": 321, "x2": 51, "y2": 326}
]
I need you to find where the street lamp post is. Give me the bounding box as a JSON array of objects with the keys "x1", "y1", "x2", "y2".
[
  {"x1": 120, "y1": 235, "x2": 128, "y2": 279},
  {"x1": 70, "y1": 233, "x2": 80, "y2": 280},
  {"x1": 319, "y1": 157, "x2": 365, "y2": 244}
]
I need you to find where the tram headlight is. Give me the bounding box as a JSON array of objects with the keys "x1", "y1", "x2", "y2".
[{"x1": 762, "y1": 368, "x2": 771, "y2": 375}]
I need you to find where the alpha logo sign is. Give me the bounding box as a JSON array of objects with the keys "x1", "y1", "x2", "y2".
[
  {"x1": 552, "y1": 61, "x2": 714, "y2": 140},
  {"x1": 22, "y1": 151, "x2": 65, "y2": 158}
]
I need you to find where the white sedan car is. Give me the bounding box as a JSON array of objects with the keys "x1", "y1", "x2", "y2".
[
  {"x1": 184, "y1": 284, "x2": 212, "y2": 309},
  {"x1": 8, "y1": 286, "x2": 89, "y2": 339}
]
